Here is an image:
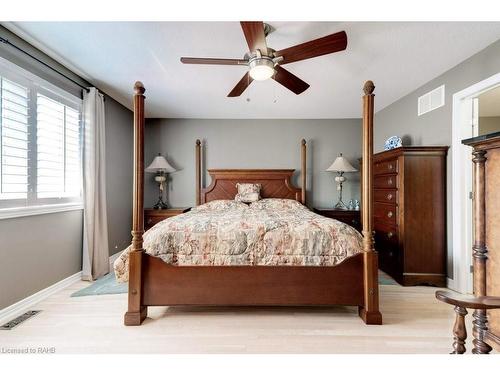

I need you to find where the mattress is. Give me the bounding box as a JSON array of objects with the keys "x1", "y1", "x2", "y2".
[{"x1": 114, "y1": 198, "x2": 363, "y2": 282}]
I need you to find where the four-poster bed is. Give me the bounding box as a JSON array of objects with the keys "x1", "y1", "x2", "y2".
[{"x1": 123, "y1": 81, "x2": 381, "y2": 326}]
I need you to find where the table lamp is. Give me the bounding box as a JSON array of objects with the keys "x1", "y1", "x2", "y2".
[
  {"x1": 145, "y1": 153, "x2": 176, "y2": 209},
  {"x1": 326, "y1": 153, "x2": 358, "y2": 209}
]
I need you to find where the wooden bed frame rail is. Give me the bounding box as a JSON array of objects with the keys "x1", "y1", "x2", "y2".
[{"x1": 124, "y1": 80, "x2": 381, "y2": 326}]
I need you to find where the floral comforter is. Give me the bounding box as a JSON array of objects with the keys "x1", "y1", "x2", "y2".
[{"x1": 114, "y1": 199, "x2": 363, "y2": 282}]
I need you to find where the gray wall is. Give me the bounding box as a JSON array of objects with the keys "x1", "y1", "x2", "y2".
[
  {"x1": 375, "y1": 38, "x2": 500, "y2": 278},
  {"x1": 144, "y1": 119, "x2": 362, "y2": 209},
  {"x1": 105, "y1": 98, "x2": 133, "y2": 255},
  {"x1": 0, "y1": 26, "x2": 133, "y2": 309},
  {"x1": 479, "y1": 116, "x2": 500, "y2": 135}
]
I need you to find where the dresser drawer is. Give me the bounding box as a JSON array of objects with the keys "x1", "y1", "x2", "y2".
[
  {"x1": 374, "y1": 159, "x2": 397, "y2": 175},
  {"x1": 373, "y1": 174, "x2": 397, "y2": 189},
  {"x1": 374, "y1": 202, "x2": 397, "y2": 225},
  {"x1": 374, "y1": 189, "x2": 398, "y2": 204},
  {"x1": 374, "y1": 221, "x2": 399, "y2": 246}
]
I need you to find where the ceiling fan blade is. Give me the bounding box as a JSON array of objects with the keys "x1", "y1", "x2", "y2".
[
  {"x1": 227, "y1": 72, "x2": 253, "y2": 97},
  {"x1": 240, "y1": 21, "x2": 268, "y2": 54},
  {"x1": 181, "y1": 57, "x2": 247, "y2": 65},
  {"x1": 274, "y1": 31, "x2": 347, "y2": 65},
  {"x1": 272, "y1": 66, "x2": 310, "y2": 95}
]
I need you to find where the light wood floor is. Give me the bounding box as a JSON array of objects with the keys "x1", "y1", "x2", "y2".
[{"x1": 0, "y1": 280, "x2": 476, "y2": 354}]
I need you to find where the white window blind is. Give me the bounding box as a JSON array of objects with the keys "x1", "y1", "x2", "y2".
[
  {"x1": 0, "y1": 78, "x2": 29, "y2": 200},
  {"x1": 0, "y1": 57, "x2": 83, "y2": 214},
  {"x1": 36, "y1": 94, "x2": 81, "y2": 198}
]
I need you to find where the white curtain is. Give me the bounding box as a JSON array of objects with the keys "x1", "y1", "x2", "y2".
[{"x1": 82, "y1": 88, "x2": 109, "y2": 281}]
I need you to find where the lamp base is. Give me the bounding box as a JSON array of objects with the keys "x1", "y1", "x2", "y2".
[
  {"x1": 153, "y1": 198, "x2": 169, "y2": 210},
  {"x1": 334, "y1": 199, "x2": 348, "y2": 210}
]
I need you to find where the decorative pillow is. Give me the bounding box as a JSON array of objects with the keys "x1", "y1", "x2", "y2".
[
  {"x1": 234, "y1": 183, "x2": 261, "y2": 203},
  {"x1": 191, "y1": 199, "x2": 248, "y2": 212},
  {"x1": 250, "y1": 198, "x2": 306, "y2": 211}
]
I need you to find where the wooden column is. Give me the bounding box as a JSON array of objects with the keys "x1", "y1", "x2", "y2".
[
  {"x1": 124, "y1": 82, "x2": 147, "y2": 326},
  {"x1": 451, "y1": 306, "x2": 468, "y2": 354},
  {"x1": 358, "y1": 80, "x2": 382, "y2": 325},
  {"x1": 196, "y1": 139, "x2": 201, "y2": 206},
  {"x1": 301, "y1": 139, "x2": 306, "y2": 205},
  {"x1": 471, "y1": 150, "x2": 492, "y2": 354}
]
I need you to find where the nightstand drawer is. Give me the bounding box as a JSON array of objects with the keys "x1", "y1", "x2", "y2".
[
  {"x1": 313, "y1": 208, "x2": 361, "y2": 232},
  {"x1": 144, "y1": 208, "x2": 190, "y2": 230}
]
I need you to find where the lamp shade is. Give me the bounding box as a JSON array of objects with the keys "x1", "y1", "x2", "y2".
[
  {"x1": 145, "y1": 154, "x2": 176, "y2": 173},
  {"x1": 326, "y1": 154, "x2": 357, "y2": 173}
]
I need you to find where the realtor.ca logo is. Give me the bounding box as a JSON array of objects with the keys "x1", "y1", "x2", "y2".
[{"x1": 1, "y1": 347, "x2": 56, "y2": 354}]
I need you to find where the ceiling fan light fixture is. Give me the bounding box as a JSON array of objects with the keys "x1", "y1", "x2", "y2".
[{"x1": 248, "y1": 57, "x2": 275, "y2": 81}]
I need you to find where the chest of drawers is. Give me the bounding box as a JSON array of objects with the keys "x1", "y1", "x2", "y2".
[{"x1": 372, "y1": 146, "x2": 448, "y2": 286}]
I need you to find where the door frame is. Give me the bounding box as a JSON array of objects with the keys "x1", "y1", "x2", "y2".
[{"x1": 451, "y1": 72, "x2": 500, "y2": 293}]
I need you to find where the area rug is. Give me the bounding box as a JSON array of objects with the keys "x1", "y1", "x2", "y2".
[
  {"x1": 71, "y1": 269, "x2": 397, "y2": 297},
  {"x1": 71, "y1": 272, "x2": 127, "y2": 297}
]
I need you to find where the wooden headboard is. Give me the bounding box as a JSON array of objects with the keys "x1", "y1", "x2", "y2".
[
  {"x1": 196, "y1": 140, "x2": 307, "y2": 205},
  {"x1": 201, "y1": 169, "x2": 302, "y2": 204}
]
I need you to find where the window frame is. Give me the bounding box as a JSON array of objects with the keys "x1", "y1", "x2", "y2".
[{"x1": 0, "y1": 57, "x2": 83, "y2": 218}]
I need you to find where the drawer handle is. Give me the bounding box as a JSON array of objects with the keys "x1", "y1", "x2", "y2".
[
  {"x1": 389, "y1": 251, "x2": 394, "y2": 258},
  {"x1": 386, "y1": 193, "x2": 393, "y2": 201},
  {"x1": 387, "y1": 211, "x2": 393, "y2": 218},
  {"x1": 387, "y1": 231, "x2": 394, "y2": 239},
  {"x1": 147, "y1": 218, "x2": 153, "y2": 224},
  {"x1": 388, "y1": 164, "x2": 393, "y2": 170},
  {"x1": 387, "y1": 178, "x2": 393, "y2": 186}
]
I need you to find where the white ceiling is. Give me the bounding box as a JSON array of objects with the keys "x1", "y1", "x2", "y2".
[
  {"x1": 4, "y1": 22, "x2": 500, "y2": 119},
  {"x1": 479, "y1": 85, "x2": 500, "y2": 117}
]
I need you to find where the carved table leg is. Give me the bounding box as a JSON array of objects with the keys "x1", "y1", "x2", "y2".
[
  {"x1": 451, "y1": 306, "x2": 467, "y2": 354},
  {"x1": 472, "y1": 309, "x2": 492, "y2": 354}
]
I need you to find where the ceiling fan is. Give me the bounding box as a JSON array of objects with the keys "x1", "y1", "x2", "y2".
[{"x1": 180, "y1": 22, "x2": 347, "y2": 97}]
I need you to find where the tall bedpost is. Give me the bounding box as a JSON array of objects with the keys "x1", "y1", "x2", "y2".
[
  {"x1": 359, "y1": 80, "x2": 382, "y2": 325},
  {"x1": 301, "y1": 139, "x2": 307, "y2": 205},
  {"x1": 124, "y1": 81, "x2": 147, "y2": 326},
  {"x1": 196, "y1": 139, "x2": 201, "y2": 206},
  {"x1": 471, "y1": 149, "x2": 492, "y2": 354}
]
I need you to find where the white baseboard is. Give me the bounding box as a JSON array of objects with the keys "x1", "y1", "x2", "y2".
[
  {"x1": 0, "y1": 271, "x2": 82, "y2": 326},
  {"x1": 0, "y1": 252, "x2": 123, "y2": 326},
  {"x1": 446, "y1": 277, "x2": 457, "y2": 292}
]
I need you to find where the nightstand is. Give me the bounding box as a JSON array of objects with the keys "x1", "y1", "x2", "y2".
[
  {"x1": 144, "y1": 208, "x2": 190, "y2": 230},
  {"x1": 313, "y1": 208, "x2": 361, "y2": 232}
]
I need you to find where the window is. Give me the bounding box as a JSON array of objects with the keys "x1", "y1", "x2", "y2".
[{"x1": 0, "y1": 57, "x2": 83, "y2": 217}]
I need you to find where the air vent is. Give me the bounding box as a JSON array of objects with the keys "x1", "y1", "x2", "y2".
[
  {"x1": 0, "y1": 310, "x2": 41, "y2": 330},
  {"x1": 418, "y1": 85, "x2": 445, "y2": 116}
]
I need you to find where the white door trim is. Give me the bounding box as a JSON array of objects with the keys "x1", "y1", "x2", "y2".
[{"x1": 451, "y1": 72, "x2": 500, "y2": 294}]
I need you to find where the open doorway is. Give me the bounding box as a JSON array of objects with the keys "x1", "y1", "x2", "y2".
[
  {"x1": 477, "y1": 86, "x2": 500, "y2": 135},
  {"x1": 452, "y1": 73, "x2": 500, "y2": 294}
]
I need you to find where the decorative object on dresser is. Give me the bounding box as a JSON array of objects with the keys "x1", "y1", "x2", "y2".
[
  {"x1": 384, "y1": 135, "x2": 403, "y2": 150},
  {"x1": 145, "y1": 153, "x2": 176, "y2": 209},
  {"x1": 144, "y1": 208, "x2": 190, "y2": 231},
  {"x1": 313, "y1": 208, "x2": 361, "y2": 232},
  {"x1": 326, "y1": 153, "x2": 358, "y2": 209},
  {"x1": 371, "y1": 146, "x2": 448, "y2": 287},
  {"x1": 460, "y1": 131, "x2": 500, "y2": 353}
]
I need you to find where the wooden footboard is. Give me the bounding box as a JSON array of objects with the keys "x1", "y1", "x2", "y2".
[{"x1": 142, "y1": 253, "x2": 364, "y2": 307}]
